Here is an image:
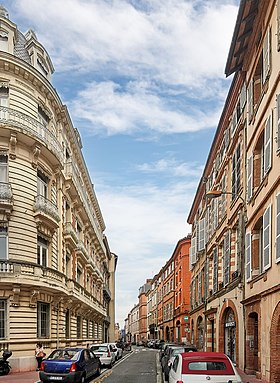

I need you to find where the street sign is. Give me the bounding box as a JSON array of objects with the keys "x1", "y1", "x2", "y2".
[{"x1": 184, "y1": 315, "x2": 189, "y2": 322}]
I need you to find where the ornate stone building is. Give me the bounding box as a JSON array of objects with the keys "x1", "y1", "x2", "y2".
[{"x1": 0, "y1": 6, "x2": 116, "y2": 371}]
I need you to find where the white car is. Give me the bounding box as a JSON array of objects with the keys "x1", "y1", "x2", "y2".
[
  {"x1": 169, "y1": 352, "x2": 242, "y2": 383},
  {"x1": 90, "y1": 343, "x2": 116, "y2": 368},
  {"x1": 109, "y1": 342, "x2": 123, "y2": 360}
]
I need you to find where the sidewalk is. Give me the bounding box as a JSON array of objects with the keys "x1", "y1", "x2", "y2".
[
  {"x1": 237, "y1": 367, "x2": 264, "y2": 383},
  {"x1": 0, "y1": 370, "x2": 40, "y2": 383}
]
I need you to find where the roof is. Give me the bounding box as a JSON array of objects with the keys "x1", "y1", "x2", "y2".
[
  {"x1": 181, "y1": 352, "x2": 229, "y2": 359},
  {"x1": 225, "y1": 0, "x2": 259, "y2": 77}
]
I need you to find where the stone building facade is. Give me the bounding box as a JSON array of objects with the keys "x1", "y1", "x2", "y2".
[{"x1": 0, "y1": 7, "x2": 115, "y2": 372}]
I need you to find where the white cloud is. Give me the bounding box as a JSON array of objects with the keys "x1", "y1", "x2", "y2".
[
  {"x1": 70, "y1": 80, "x2": 222, "y2": 135},
  {"x1": 137, "y1": 158, "x2": 204, "y2": 177},
  {"x1": 12, "y1": 0, "x2": 238, "y2": 86},
  {"x1": 94, "y1": 174, "x2": 199, "y2": 323}
]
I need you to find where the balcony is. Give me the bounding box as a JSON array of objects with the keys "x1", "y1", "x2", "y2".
[
  {"x1": 63, "y1": 222, "x2": 78, "y2": 249},
  {"x1": 34, "y1": 195, "x2": 60, "y2": 234},
  {"x1": 0, "y1": 106, "x2": 64, "y2": 164},
  {"x1": 0, "y1": 260, "x2": 106, "y2": 316},
  {"x1": 0, "y1": 182, "x2": 13, "y2": 219}
]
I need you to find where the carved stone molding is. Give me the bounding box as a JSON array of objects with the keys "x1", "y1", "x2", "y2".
[
  {"x1": 29, "y1": 290, "x2": 39, "y2": 308},
  {"x1": 9, "y1": 132, "x2": 17, "y2": 159},
  {"x1": 10, "y1": 286, "x2": 20, "y2": 307},
  {"x1": 32, "y1": 144, "x2": 41, "y2": 168}
]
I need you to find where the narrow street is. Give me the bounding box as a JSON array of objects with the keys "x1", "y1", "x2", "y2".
[{"x1": 93, "y1": 347, "x2": 161, "y2": 383}]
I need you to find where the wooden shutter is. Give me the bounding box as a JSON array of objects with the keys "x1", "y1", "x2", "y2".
[
  {"x1": 245, "y1": 232, "x2": 252, "y2": 281},
  {"x1": 240, "y1": 82, "x2": 247, "y2": 111},
  {"x1": 263, "y1": 205, "x2": 271, "y2": 270},
  {"x1": 223, "y1": 231, "x2": 231, "y2": 286},
  {"x1": 213, "y1": 248, "x2": 218, "y2": 293},
  {"x1": 264, "y1": 112, "x2": 272, "y2": 174},
  {"x1": 276, "y1": 194, "x2": 280, "y2": 262},
  {"x1": 198, "y1": 218, "x2": 205, "y2": 251},
  {"x1": 277, "y1": 94, "x2": 280, "y2": 150},
  {"x1": 247, "y1": 155, "x2": 253, "y2": 201},
  {"x1": 278, "y1": 0, "x2": 280, "y2": 51},
  {"x1": 247, "y1": 79, "x2": 254, "y2": 121},
  {"x1": 263, "y1": 27, "x2": 271, "y2": 83}
]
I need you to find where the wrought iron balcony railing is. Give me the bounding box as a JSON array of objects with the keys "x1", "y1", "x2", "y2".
[{"x1": 34, "y1": 195, "x2": 60, "y2": 223}]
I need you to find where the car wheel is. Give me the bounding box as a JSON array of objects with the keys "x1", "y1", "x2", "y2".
[{"x1": 108, "y1": 361, "x2": 112, "y2": 368}]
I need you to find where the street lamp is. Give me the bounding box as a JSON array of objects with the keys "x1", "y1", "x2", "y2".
[{"x1": 205, "y1": 189, "x2": 246, "y2": 206}]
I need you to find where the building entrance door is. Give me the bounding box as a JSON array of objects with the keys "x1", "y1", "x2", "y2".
[{"x1": 224, "y1": 309, "x2": 236, "y2": 363}]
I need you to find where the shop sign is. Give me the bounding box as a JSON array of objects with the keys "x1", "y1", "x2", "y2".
[{"x1": 225, "y1": 321, "x2": 235, "y2": 328}]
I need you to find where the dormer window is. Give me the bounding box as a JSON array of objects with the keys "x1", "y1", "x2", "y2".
[
  {"x1": 37, "y1": 55, "x2": 48, "y2": 76},
  {"x1": 0, "y1": 30, "x2": 8, "y2": 52}
]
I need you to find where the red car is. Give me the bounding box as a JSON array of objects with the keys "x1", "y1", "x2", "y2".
[{"x1": 168, "y1": 352, "x2": 242, "y2": 383}]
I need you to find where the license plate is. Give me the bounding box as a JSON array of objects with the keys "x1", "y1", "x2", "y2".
[{"x1": 49, "y1": 377, "x2": 63, "y2": 380}]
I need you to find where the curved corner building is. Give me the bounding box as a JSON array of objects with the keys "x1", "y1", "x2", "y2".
[{"x1": 0, "y1": 6, "x2": 116, "y2": 371}]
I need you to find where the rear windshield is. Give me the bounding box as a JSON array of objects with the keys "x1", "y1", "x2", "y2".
[
  {"x1": 182, "y1": 359, "x2": 234, "y2": 375},
  {"x1": 91, "y1": 346, "x2": 108, "y2": 352},
  {"x1": 48, "y1": 350, "x2": 79, "y2": 361}
]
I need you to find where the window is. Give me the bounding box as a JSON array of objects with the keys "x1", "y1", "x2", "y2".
[
  {"x1": 198, "y1": 218, "x2": 205, "y2": 252},
  {"x1": 0, "y1": 300, "x2": 7, "y2": 339},
  {"x1": 66, "y1": 254, "x2": 71, "y2": 278},
  {"x1": 246, "y1": 232, "x2": 252, "y2": 282},
  {"x1": 0, "y1": 227, "x2": 8, "y2": 260},
  {"x1": 65, "y1": 309, "x2": 70, "y2": 339},
  {"x1": 247, "y1": 155, "x2": 253, "y2": 201},
  {"x1": 223, "y1": 232, "x2": 231, "y2": 286},
  {"x1": 276, "y1": 194, "x2": 280, "y2": 262},
  {"x1": 263, "y1": 205, "x2": 271, "y2": 271},
  {"x1": 37, "y1": 236, "x2": 48, "y2": 267},
  {"x1": 277, "y1": 94, "x2": 280, "y2": 151},
  {"x1": 77, "y1": 316, "x2": 82, "y2": 338},
  {"x1": 232, "y1": 144, "x2": 241, "y2": 200},
  {"x1": 38, "y1": 106, "x2": 49, "y2": 127},
  {"x1": 189, "y1": 236, "x2": 197, "y2": 269},
  {"x1": 37, "y1": 171, "x2": 48, "y2": 197},
  {"x1": 76, "y1": 266, "x2": 82, "y2": 284},
  {"x1": 213, "y1": 248, "x2": 218, "y2": 293},
  {"x1": 0, "y1": 31, "x2": 8, "y2": 52},
  {"x1": 37, "y1": 302, "x2": 50, "y2": 338},
  {"x1": 0, "y1": 154, "x2": 7, "y2": 182},
  {"x1": 0, "y1": 87, "x2": 8, "y2": 107}
]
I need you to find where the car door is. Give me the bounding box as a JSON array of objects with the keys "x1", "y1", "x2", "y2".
[
  {"x1": 83, "y1": 349, "x2": 94, "y2": 378},
  {"x1": 169, "y1": 355, "x2": 181, "y2": 383},
  {"x1": 89, "y1": 350, "x2": 99, "y2": 374}
]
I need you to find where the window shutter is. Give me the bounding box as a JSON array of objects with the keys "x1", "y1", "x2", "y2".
[
  {"x1": 277, "y1": 94, "x2": 280, "y2": 150},
  {"x1": 278, "y1": 0, "x2": 280, "y2": 51},
  {"x1": 213, "y1": 247, "x2": 218, "y2": 293},
  {"x1": 264, "y1": 112, "x2": 272, "y2": 174},
  {"x1": 240, "y1": 83, "x2": 247, "y2": 111},
  {"x1": 276, "y1": 194, "x2": 280, "y2": 262},
  {"x1": 263, "y1": 27, "x2": 271, "y2": 83},
  {"x1": 263, "y1": 205, "x2": 271, "y2": 270},
  {"x1": 223, "y1": 231, "x2": 231, "y2": 286},
  {"x1": 198, "y1": 218, "x2": 205, "y2": 251},
  {"x1": 248, "y1": 80, "x2": 254, "y2": 121},
  {"x1": 190, "y1": 236, "x2": 197, "y2": 269},
  {"x1": 247, "y1": 155, "x2": 253, "y2": 201},
  {"x1": 245, "y1": 232, "x2": 252, "y2": 281}
]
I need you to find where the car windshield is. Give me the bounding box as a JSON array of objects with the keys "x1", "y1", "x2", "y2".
[
  {"x1": 48, "y1": 349, "x2": 80, "y2": 361},
  {"x1": 91, "y1": 346, "x2": 108, "y2": 352}
]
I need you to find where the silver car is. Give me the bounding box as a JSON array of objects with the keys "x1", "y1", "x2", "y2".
[{"x1": 90, "y1": 343, "x2": 116, "y2": 368}]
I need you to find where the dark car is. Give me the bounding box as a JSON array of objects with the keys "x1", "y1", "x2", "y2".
[
  {"x1": 162, "y1": 344, "x2": 197, "y2": 381},
  {"x1": 39, "y1": 347, "x2": 101, "y2": 383}
]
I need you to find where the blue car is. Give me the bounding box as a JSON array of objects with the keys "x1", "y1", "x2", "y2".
[{"x1": 39, "y1": 347, "x2": 101, "y2": 383}]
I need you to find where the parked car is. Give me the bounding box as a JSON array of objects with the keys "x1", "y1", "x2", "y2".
[
  {"x1": 159, "y1": 343, "x2": 177, "y2": 362},
  {"x1": 168, "y1": 352, "x2": 242, "y2": 383},
  {"x1": 39, "y1": 347, "x2": 101, "y2": 383},
  {"x1": 162, "y1": 344, "x2": 197, "y2": 381},
  {"x1": 109, "y1": 342, "x2": 123, "y2": 360},
  {"x1": 90, "y1": 343, "x2": 116, "y2": 368}
]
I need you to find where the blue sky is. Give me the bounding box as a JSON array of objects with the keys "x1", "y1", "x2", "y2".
[{"x1": 3, "y1": 0, "x2": 239, "y2": 326}]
